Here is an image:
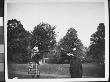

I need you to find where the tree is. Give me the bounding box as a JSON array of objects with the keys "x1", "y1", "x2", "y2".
[
  {"x1": 58, "y1": 27, "x2": 84, "y2": 63},
  {"x1": 87, "y1": 23, "x2": 105, "y2": 63},
  {"x1": 59, "y1": 28, "x2": 78, "y2": 51},
  {"x1": 7, "y1": 19, "x2": 31, "y2": 63},
  {"x1": 30, "y1": 22, "x2": 56, "y2": 61}
]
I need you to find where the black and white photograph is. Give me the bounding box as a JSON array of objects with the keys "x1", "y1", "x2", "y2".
[
  {"x1": 5, "y1": 0, "x2": 109, "y2": 81},
  {"x1": 0, "y1": 0, "x2": 4, "y2": 81}
]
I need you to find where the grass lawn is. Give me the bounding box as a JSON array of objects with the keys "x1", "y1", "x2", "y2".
[{"x1": 8, "y1": 63, "x2": 105, "y2": 79}]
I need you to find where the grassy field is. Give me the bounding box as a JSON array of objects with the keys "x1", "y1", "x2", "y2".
[{"x1": 8, "y1": 63, "x2": 105, "y2": 79}]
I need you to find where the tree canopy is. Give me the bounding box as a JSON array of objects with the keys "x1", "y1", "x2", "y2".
[
  {"x1": 58, "y1": 27, "x2": 85, "y2": 63},
  {"x1": 87, "y1": 23, "x2": 105, "y2": 63},
  {"x1": 7, "y1": 19, "x2": 31, "y2": 63},
  {"x1": 30, "y1": 22, "x2": 57, "y2": 61}
]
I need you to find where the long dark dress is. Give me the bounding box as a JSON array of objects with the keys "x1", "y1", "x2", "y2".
[{"x1": 69, "y1": 56, "x2": 83, "y2": 78}]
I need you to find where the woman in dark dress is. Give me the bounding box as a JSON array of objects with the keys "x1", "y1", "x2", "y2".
[{"x1": 69, "y1": 55, "x2": 83, "y2": 78}]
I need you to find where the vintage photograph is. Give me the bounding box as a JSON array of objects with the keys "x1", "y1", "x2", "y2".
[{"x1": 5, "y1": 0, "x2": 109, "y2": 81}]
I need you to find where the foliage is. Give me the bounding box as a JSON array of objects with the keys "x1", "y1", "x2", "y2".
[
  {"x1": 87, "y1": 23, "x2": 105, "y2": 63},
  {"x1": 7, "y1": 19, "x2": 31, "y2": 63},
  {"x1": 58, "y1": 28, "x2": 85, "y2": 63},
  {"x1": 30, "y1": 22, "x2": 57, "y2": 61}
]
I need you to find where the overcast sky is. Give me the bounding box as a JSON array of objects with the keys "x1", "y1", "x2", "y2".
[{"x1": 7, "y1": 2, "x2": 105, "y2": 47}]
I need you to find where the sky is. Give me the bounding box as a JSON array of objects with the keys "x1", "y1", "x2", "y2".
[{"x1": 7, "y1": 2, "x2": 105, "y2": 47}]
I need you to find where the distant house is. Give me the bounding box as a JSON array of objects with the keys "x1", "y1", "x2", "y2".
[
  {"x1": 39, "y1": 51, "x2": 50, "y2": 64},
  {"x1": 39, "y1": 58, "x2": 49, "y2": 64}
]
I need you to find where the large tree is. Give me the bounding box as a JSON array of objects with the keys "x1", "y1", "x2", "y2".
[
  {"x1": 7, "y1": 19, "x2": 31, "y2": 63},
  {"x1": 30, "y1": 22, "x2": 56, "y2": 61},
  {"x1": 58, "y1": 27, "x2": 84, "y2": 63},
  {"x1": 87, "y1": 23, "x2": 105, "y2": 63}
]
